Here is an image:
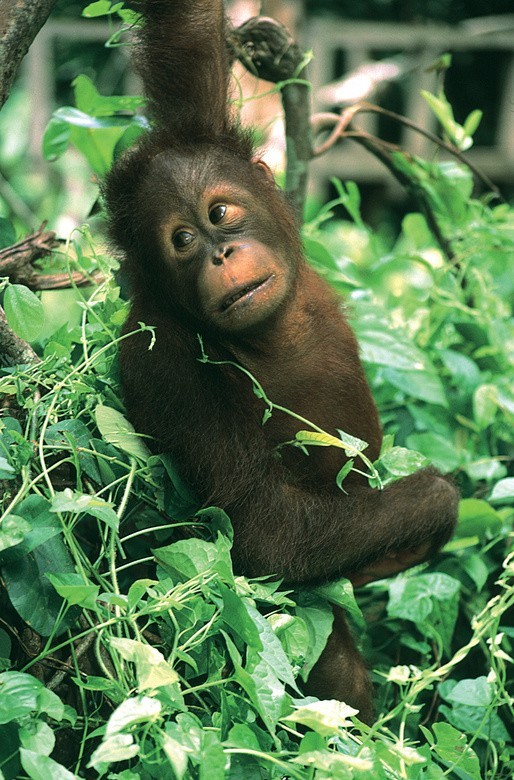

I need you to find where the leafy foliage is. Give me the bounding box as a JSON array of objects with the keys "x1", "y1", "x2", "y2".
[{"x1": 0, "y1": 21, "x2": 513, "y2": 780}]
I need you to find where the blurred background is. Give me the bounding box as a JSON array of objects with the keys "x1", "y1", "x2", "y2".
[{"x1": 1, "y1": 0, "x2": 513, "y2": 238}]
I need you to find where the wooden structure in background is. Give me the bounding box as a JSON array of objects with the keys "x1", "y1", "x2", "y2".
[{"x1": 22, "y1": 13, "x2": 514, "y2": 204}]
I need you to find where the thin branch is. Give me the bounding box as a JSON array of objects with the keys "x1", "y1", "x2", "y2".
[
  {"x1": 0, "y1": 223, "x2": 103, "y2": 290},
  {"x1": 311, "y1": 101, "x2": 503, "y2": 199},
  {"x1": 311, "y1": 109, "x2": 457, "y2": 260},
  {"x1": 358, "y1": 102, "x2": 503, "y2": 199},
  {"x1": 0, "y1": 0, "x2": 59, "y2": 110},
  {"x1": 0, "y1": 223, "x2": 59, "y2": 280},
  {"x1": 349, "y1": 130, "x2": 457, "y2": 263},
  {"x1": 311, "y1": 108, "x2": 360, "y2": 157}
]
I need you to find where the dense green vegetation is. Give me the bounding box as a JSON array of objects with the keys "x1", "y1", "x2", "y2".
[{"x1": 0, "y1": 5, "x2": 513, "y2": 779}]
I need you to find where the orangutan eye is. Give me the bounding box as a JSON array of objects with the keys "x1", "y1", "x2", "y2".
[
  {"x1": 209, "y1": 205, "x2": 227, "y2": 225},
  {"x1": 173, "y1": 230, "x2": 195, "y2": 249}
]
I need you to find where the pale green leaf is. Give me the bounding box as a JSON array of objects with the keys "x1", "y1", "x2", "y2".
[
  {"x1": 20, "y1": 749, "x2": 78, "y2": 780},
  {"x1": 282, "y1": 700, "x2": 359, "y2": 735},
  {"x1": 105, "y1": 695, "x2": 162, "y2": 737},
  {"x1": 3, "y1": 285, "x2": 44, "y2": 342},
  {"x1": 95, "y1": 404, "x2": 151, "y2": 461}
]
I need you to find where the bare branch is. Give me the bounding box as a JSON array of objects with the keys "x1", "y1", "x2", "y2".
[
  {"x1": 0, "y1": 0, "x2": 58, "y2": 110},
  {"x1": 0, "y1": 223, "x2": 103, "y2": 290},
  {"x1": 0, "y1": 223, "x2": 59, "y2": 282},
  {"x1": 311, "y1": 101, "x2": 504, "y2": 200},
  {"x1": 311, "y1": 108, "x2": 359, "y2": 157}
]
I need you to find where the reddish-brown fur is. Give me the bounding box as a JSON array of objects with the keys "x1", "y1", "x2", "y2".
[{"x1": 104, "y1": 0, "x2": 458, "y2": 723}]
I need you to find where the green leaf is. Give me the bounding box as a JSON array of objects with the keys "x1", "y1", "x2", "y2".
[
  {"x1": 42, "y1": 117, "x2": 71, "y2": 160},
  {"x1": 244, "y1": 650, "x2": 288, "y2": 728},
  {"x1": 336, "y1": 429, "x2": 369, "y2": 456},
  {"x1": 303, "y1": 236, "x2": 339, "y2": 272},
  {"x1": 421, "y1": 91, "x2": 475, "y2": 150},
  {"x1": 246, "y1": 601, "x2": 299, "y2": 691},
  {"x1": 490, "y1": 478, "x2": 514, "y2": 504},
  {"x1": 421, "y1": 91, "x2": 455, "y2": 130},
  {"x1": 73, "y1": 75, "x2": 145, "y2": 116},
  {"x1": 332, "y1": 179, "x2": 364, "y2": 227},
  {"x1": 439, "y1": 349, "x2": 481, "y2": 390},
  {"x1": 3, "y1": 284, "x2": 44, "y2": 342},
  {"x1": 282, "y1": 700, "x2": 359, "y2": 735},
  {"x1": 438, "y1": 702, "x2": 511, "y2": 743},
  {"x1": 388, "y1": 574, "x2": 460, "y2": 652},
  {"x1": 161, "y1": 731, "x2": 189, "y2": 780},
  {"x1": 295, "y1": 430, "x2": 347, "y2": 449},
  {"x1": 38, "y1": 688, "x2": 66, "y2": 722},
  {"x1": 44, "y1": 106, "x2": 146, "y2": 174},
  {"x1": 1, "y1": 535, "x2": 78, "y2": 636},
  {"x1": 0, "y1": 217, "x2": 16, "y2": 249},
  {"x1": 473, "y1": 384, "x2": 498, "y2": 429},
  {"x1": 0, "y1": 455, "x2": 15, "y2": 479},
  {"x1": 113, "y1": 122, "x2": 148, "y2": 160},
  {"x1": 199, "y1": 732, "x2": 226, "y2": 780},
  {"x1": 292, "y1": 748, "x2": 375, "y2": 774},
  {"x1": 46, "y1": 573, "x2": 99, "y2": 609},
  {"x1": 105, "y1": 695, "x2": 162, "y2": 737},
  {"x1": 226, "y1": 724, "x2": 261, "y2": 750},
  {"x1": 336, "y1": 459, "x2": 354, "y2": 489},
  {"x1": 45, "y1": 419, "x2": 102, "y2": 483},
  {"x1": 83, "y1": 0, "x2": 115, "y2": 16},
  {"x1": 383, "y1": 367, "x2": 448, "y2": 407},
  {"x1": 380, "y1": 446, "x2": 430, "y2": 477},
  {"x1": 441, "y1": 676, "x2": 492, "y2": 707},
  {"x1": 0, "y1": 496, "x2": 60, "y2": 565},
  {"x1": 20, "y1": 749, "x2": 79, "y2": 780},
  {"x1": 313, "y1": 579, "x2": 365, "y2": 631},
  {"x1": 219, "y1": 584, "x2": 261, "y2": 648},
  {"x1": 356, "y1": 328, "x2": 433, "y2": 372},
  {"x1": 0, "y1": 672, "x2": 42, "y2": 724},
  {"x1": 222, "y1": 632, "x2": 282, "y2": 733},
  {"x1": 151, "y1": 453, "x2": 198, "y2": 519},
  {"x1": 19, "y1": 720, "x2": 55, "y2": 756},
  {"x1": 50, "y1": 106, "x2": 128, "y2": 130},
  {"x1": 95, "y1": 404, "x2": 151, "y2": 461},
  {"x1": 406, "y1": 432, "x2": 461, "y2": 473},
  {"x1": 401, "y1": 212, "x2": 432, "y2": 248},
  {"x1": 388, "y1": 578, "x2": 432, "y2": 623},
  {"x1": 268, "y1": 613, "x2": 310, "y2": 666},
  {"x1": 295, "y1": 598, "x2": 334, "y2": 680},
  {"x1": 109, "y1": 637, "x2": 179, "y2": 692},
  {"x1": 457, "y1": 499, "x2": 503, "y2": 540},
  {"x1": 463, "y1": 109, "x2": 482, "y2": 138},
  {"x1": 50, "y1": 489, "x2": 119, "y2": 530},
  {"x1": 461, "y1": 554, "x2": 489, "y2": 592},
  {"x1": 431, "y1": 723, "x2": 481, "y2": 779},
  {"x1": 88, "y1": 734, "x2": 140, "y2": 773},
  {"x1": 153, "y1": 536, "x2": 233, "y2": 584}
]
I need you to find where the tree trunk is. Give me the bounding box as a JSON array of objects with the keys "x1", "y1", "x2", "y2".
[{"x1": 0, "y1": 0, "x2": 58, "y2": 110}]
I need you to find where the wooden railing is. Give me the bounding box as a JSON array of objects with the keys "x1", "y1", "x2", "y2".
[
  {"x1": 23, "y1": 16, "x2": 514, "y2": 196},
  {"x1": 306, "y1": 17, "x2": 514, "y2": 193}
]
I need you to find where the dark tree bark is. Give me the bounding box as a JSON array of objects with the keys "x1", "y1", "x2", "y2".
[{"x1": 0, "y1": 0, "x2": 58, "y2": 110}]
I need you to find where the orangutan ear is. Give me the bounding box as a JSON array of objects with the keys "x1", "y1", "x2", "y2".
[{"x1": 252, "y1": 157, "x2": 275, "y2": 182}]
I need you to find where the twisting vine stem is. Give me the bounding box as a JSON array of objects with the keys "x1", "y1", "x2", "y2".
[{"x1": 196, "y1": 333, "x2": 382, "y2": 488}]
